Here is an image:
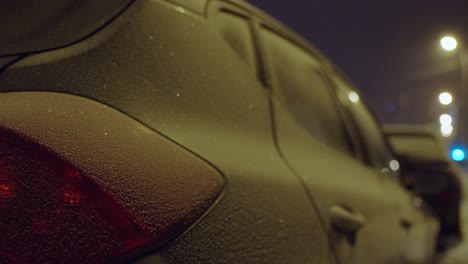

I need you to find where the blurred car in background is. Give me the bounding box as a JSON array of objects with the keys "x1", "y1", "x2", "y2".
[
  {"x1": 385, "y1": 125, "x2": 463, "y2": 252},
  {"x1": 0, "y1": 0, "x2": 448, "y2": 263}
]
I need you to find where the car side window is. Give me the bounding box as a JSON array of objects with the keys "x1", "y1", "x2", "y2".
[
  {"x1": 262, "y1": 29, "x2": 354, "y2": 155},
  {"x1": 330, "y1": 74, "x2": 398, "y2": 172},
  {"x1": 212, "y1": 10, "x2": 256, "y2": 73}
]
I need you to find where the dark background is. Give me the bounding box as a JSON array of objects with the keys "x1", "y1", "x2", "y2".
[{"x1": 248, "y1": 0, "x2": 468, "y2": 125}]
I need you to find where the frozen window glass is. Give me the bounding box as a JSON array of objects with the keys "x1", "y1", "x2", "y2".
[{"x1": 262, "y1": 29, "x2": 353, "y2": 154}]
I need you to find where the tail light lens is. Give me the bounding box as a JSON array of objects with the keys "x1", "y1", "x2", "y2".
[
  {"x1": 0, "y1": 127, "x2": 221, "y2": 263},
  {"x1": 0, "y1": 129, "x2": 153, "y2": 263}
]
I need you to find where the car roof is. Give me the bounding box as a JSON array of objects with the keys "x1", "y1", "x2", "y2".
[{"x1": 218, "y1": 0, "x2": 354, "y2": 84}]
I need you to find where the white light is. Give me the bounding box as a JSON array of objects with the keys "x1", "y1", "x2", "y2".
[
  {"x1": 440, "y1": 36, "x2": 458, "y2": 51},
  {"x1": 439, "y1": 92, "x2": 453, "y2": 105},
  {"x1": 389, "y1": 160, "x2": 400, "y2": 171},
  {"x1": 348, "y1": 91, "x2": 360, "y2": 103},
  {"x1": 439, "y1": 114, "x2": 453, "y2": 125},
  {"x1": 441, "y1": 124, "x2": 453, "y2": 137}
]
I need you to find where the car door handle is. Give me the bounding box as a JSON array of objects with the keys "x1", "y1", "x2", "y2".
[{"x1": 329, "y1": 205, "x2": 365, "y2": 234}]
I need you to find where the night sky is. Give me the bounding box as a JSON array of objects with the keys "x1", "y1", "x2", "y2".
[{"x1": 248, "y1": 0, "x2": 468, "y2": 124}]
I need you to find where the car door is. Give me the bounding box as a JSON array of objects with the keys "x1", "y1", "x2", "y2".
[
  {"x1": 327, "y1": 72, "x2": 439, "y2": 261},
  {"x1": 257, "y1": 25, "x2": 429, "y2": 263}
]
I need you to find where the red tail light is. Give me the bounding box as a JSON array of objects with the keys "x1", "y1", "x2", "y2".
[
  {"x1": 0, "y1": 127, "x2": 222, "y2": 263},
  {"x1": 0, "y1": 129, "x2": 153, "y2": 263}
]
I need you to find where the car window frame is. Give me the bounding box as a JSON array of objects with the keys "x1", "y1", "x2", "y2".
[
  {"x1": 323, "y1": 67, "x2": 400, "y2": 173},
  {"x1": 207, "y1": 1, "x2": 269, "y2": 84}
]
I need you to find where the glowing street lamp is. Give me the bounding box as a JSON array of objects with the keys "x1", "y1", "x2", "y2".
[
  {"x1": 439, "y1": 113, "x2": 453, "y2": 125},
  {"x1": 441, "y1": 124, "x2": 453, "y2": 137},
  {"x1": 439, "y1": 113, "x2": 453, "y2": 137},
  {"x1": 438, "y1": 92, "x2": 453, "y2": 105},
  {"x1": 440, "y1": 36, "x2": 458, "y2": 51},
  {"x1": 438, "y1": 35, "x2": 465, "y2": 143}
]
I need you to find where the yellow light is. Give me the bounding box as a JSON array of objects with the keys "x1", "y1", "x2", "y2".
[
  {"x1": 439, "y1": 114, "x2": 453, "y2": 125},
  {"x1": 348, "y1": 91, "x2": 360, "y2": 103},
  {"x1": 438, "y1": 92, "x2": 453, "y2": 105},
  {"x1": 441, "y1": 124, "x2": 453, "y2": 137},
  {"x1": 440, "y1": 36, "x2": 458, "y2": 51}
]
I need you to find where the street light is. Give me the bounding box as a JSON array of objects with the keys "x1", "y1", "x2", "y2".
[
  {"x1": 441, "y1": 124, "x2": 453, "y2": 137},
  {"x1": 438, "y1": 92, "x2": 453, "y2": 105},
  {"x1": 438, "y1": 35, "x2": 467, "y2": 152},
  {"x1": 439, "y1": 113, "x2": 453, "y2": 137},
  {"x1": 439, "y1": 113, "x2": 453, "y2": 125},
  {"x1": 440, "y1": 36, "x2": 458, "y2": 51}
]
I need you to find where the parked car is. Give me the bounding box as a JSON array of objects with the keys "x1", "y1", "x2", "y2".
[
  {"x1": 385, "y1": 125, "x2": 463, "y2": 252},
  {"x1": 0, "y1": 0, "x2": 441, "y2": 263}
]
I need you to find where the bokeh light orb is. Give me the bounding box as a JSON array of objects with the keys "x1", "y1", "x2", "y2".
[
  {"x1": 440, "y1": 36, "x2": 458, "y2": 51},
  {"x1": 441, "y1": 124, "x2": 453, "y2": 137},
  {"x1": 451, "y1": 148, "x2": 465, "y2": 161},
  {"x1": 439, "y1": 92, "x2": 453, "y2": 105},
  {"x1": 439, "y1": 114, "x2": 453, "y2": 125}
]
